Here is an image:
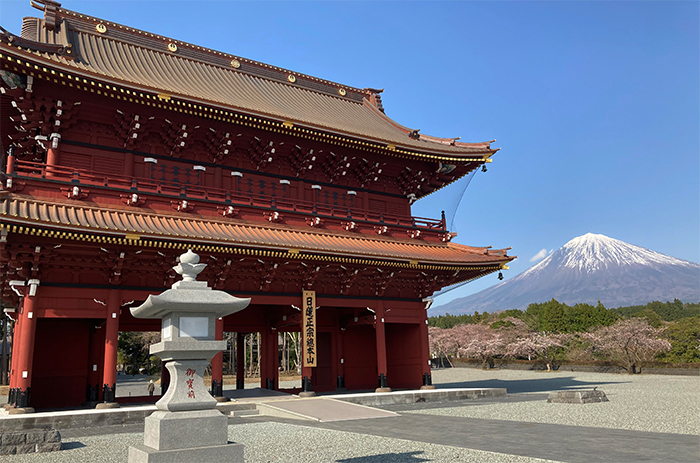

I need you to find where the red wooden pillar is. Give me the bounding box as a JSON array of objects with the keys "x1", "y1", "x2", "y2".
[
  {"x1": 260, "y1": 323, "x2": 278, "y2": 390},
  {"x1": 8, "y1": 313, "x2": 22, "y2": 392},
  {"x1": 86, "y1": 325, "x2": 105, "y2": 403},
  {"x1": 5, "y1": 148, "x2": 15, "y2": 178},
  {"x1": 375, "y1": 301, "x2": 390, "y2": 392},
  {"x1": 419, "y1": 307, "x2": 435, "y2": 389},
  {"x1": 211, "y1": 318, "x2": 224, "y2": 397},
  {"x1": 100, "y1": 289, "x2": 120, "y2": 407},
  {"x1": 14, "y1": 284, "x2": 39, "y2": 409},
  {"x1": 335, "y1": 310, "x2": 346, "y2": 390},
  {"x1": 235, "y1": 332, "x2": 245, "y2": 389},
  {"x1": 45, "y1": 143, "x2": 60, "y2": 178}
]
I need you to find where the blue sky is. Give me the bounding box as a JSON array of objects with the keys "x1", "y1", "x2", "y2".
[{"x1": 2, "y1": 1, "x2": 698, "y2": 307}]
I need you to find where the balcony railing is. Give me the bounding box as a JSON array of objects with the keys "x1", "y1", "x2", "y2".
[{"x1": 8, "y1": 160, "x2": 446, "y2": 232}]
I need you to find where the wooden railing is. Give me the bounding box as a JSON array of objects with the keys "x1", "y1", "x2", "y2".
[{"x1": 9, "y1": 160, "x2": 446, "y2": 231}]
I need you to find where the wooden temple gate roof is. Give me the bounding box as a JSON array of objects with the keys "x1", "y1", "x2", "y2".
[
  {"x1": 0, "y1": 195, "x2": 511, "y2": 268},
  {"x1": 2, "y1": 1, "x2": 498, "y2": 160}
]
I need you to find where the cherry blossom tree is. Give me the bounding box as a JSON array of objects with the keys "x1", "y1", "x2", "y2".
[
  {"x1": 491, "y1": 316, "x2": 529, "y2": 343},
  {"x1": 583, "y1": 318, "x2": 671, "y2": 374},
  {"x1": 453, "y1": 323, "x2": 506, "y2": 369},
  {"x1": 428, "y1": 326, "x2": 458, "y2": 368},
  {"x1": 505, "y1": 333, "x2": 571, "y2": 371}
]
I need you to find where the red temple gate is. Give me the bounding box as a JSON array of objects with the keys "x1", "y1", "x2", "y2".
[{"x1": 0, "y1": 0, "x2": 513, "y2": 410}]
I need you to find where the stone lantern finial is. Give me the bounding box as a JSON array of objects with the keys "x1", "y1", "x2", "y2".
[{"x1": 173, "y1": 249, "x2": 206, "y2": 282}]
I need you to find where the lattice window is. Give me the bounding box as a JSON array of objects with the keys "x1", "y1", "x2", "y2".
[{"x1": 150, "y1": 163, "x2": 200, "y2": 186}]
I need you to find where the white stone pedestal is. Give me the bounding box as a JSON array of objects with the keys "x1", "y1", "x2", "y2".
[
  {"x1": 129, "y1": 409, "x2": 243, "y2": 463},
  {"x1": 129, "y1": 443, "x2": 243, "y2": 463}
]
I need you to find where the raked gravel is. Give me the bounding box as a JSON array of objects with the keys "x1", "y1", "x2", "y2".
[
  {"x1": 3, "y1": 422, "x2": 559, "y2": 463},
  {"x1": 417, "y1": 368, "x2": 700, "y2": 435},
  {"x1": 4, "y1": 368, "x2": 698, "y2": 462}
]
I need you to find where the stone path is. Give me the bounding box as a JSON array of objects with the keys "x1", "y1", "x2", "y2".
[
  {"x1": 258, "y1": 398, "x2": 398, "y2": 422},
  {"x1": 300, "y1": 413, "x2": 700, "y2": 463},
  {"x1": 115, "y1": 374, "x2": 154, "y2": 398}
]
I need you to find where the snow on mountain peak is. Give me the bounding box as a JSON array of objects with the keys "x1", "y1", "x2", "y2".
[
  {"x1": 431, "y1": 233, "x2": 700, "y2": 315},
  {"x1": 516, "y1": 233, "x2": 697, "y2": 280},
  {"x1": 559, "y1": 233, "x2": 696, "y2": 273}
]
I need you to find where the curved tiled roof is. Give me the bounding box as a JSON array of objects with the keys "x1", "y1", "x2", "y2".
[
  {"x1": 1, "y1": 2, "x2": 498, "y2": 159},
  {"x1": 0, "y1": 195, "x2": 512, "y2": 267}
]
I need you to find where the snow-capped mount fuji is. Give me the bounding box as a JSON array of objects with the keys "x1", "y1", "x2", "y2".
[{"x1": 431, "y1": 233, "x2": 700, "y2": 316}]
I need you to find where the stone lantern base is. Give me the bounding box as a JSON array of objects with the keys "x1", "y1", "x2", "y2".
[
  {"x1": 128, "y1": 409, "x2": 243, "y2": 463},
  {"x1": 129, "y1": 443, "x2": 243, "y2": 463}
]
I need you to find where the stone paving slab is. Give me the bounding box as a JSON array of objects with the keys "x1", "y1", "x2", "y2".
[{"x1": 258, "y1": 398, "x2": 398, "y2": 422}]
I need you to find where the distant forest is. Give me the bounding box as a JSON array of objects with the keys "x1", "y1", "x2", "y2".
[
  {"x1": 429, "y1": 299, "x2": 700, "y2": 330},
  {"x1": 428, "y1": 299, "x2": 700, "y2": 367}
]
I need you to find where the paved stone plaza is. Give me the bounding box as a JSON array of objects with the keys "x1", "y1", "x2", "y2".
[{"x1": 2, "y1": 368, "x2": 699, "y2": 462}]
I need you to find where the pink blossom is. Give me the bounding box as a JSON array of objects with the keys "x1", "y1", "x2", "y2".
[
  {"x1": 583, "y1": 318, "x2": 671, "y2": 374},
  {"x1": 505, "y1": 332, "x2": 571, "y2": 371}
]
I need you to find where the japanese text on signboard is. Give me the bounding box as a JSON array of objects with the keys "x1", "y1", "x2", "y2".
[{"x1": 302, "y1": 290, "x2": 317, "y2": 367}]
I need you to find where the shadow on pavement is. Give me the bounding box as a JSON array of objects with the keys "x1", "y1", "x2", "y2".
[
  {"x1": 437, "y1": 375, "x2": 627, "y2": 394},
  {"x1": 337, "y1": 451, "x2": 430, "y2": 462}
]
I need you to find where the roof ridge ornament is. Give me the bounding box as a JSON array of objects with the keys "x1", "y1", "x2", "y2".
[
  {"x1": 363, "y1": 88, "x2": 385, "y2": 113},
  {"x1": 30, "y1": 0, "x2": 62, "y2": 31}
]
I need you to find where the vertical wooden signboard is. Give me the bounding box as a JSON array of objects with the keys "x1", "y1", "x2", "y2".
[{"x1": 302, "y1": 290, "x2": 317, "y2": 367}]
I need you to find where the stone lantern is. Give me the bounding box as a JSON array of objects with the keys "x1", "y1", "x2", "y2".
[{"x1": 128, "y1": 249, "x2": 250, "y2": 463}]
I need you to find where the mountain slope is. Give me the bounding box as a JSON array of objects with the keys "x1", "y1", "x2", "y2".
[{"x1": 431, "y1": 233, "x2": 700, "y2": 315}]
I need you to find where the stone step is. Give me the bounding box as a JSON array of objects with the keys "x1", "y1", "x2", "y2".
[
  {"x1": 229, "y1": 409, "x2": 260, "y2": 418},
  {"x1": 217, "y1": 402, "x2": 257, "y2": 415},
  {"x1": 257, "y1": 398, "x2": 397, "y2": 423}
]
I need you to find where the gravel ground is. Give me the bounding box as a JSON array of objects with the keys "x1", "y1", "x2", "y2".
[
  {"x1": 3, "y1": 422, "x2": 559, "y2": 463},
  {"x1": 414, "y1": 368, "x2": 700, "y2": 435},
  {"x1": 4, "y1": 368, "x2": 698, "y2": 462}
]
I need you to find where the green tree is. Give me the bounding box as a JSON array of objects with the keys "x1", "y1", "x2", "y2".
[
  {"x1": 429, "y1": 313, "x2": 475, "y2": 329},
  {"x1": 522, "y1": 302, "x2": 546, "y2": 331},
  {"x1": 497, "y1": 309, "x2": 524, "y2": 320},
  {"x1": 631, "y1": 309, "x2": 663, "y2": 328},
  {"x1": 614, "y1": 299, "x2": 700, "y2": 321},
  {"x1": 523, "y1": 299, "x2": 617, "y2": 333},
  {"x1": 657, "y1": 316, "x2": 700, "y2": 363},
  {"x1": 540, "y1": 299, "x2": 567, "y2": 332},
  {"x1": 564, "y1": 302, "x2": 618, "y2": 332},
  {"x1": 118, "y1": 332, "x2": 160, "y2": 374}
]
